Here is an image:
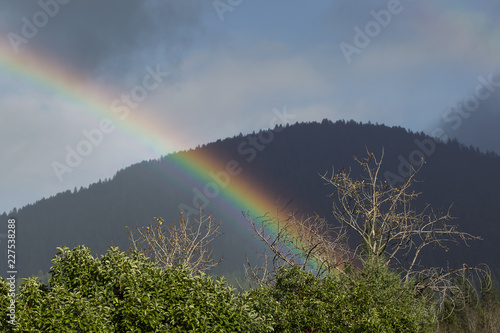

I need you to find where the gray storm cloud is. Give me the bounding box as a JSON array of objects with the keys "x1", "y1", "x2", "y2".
[
  {"x1": 431, "y1": 70, "x2": 500, "y2": 154},
  {"x1": 1, "y1": 0, "x2": 207, "y2": 85}
]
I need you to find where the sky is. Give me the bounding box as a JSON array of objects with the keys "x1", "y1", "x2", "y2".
[{"x1": 0, "y1": 0, "x2": 499, "y2": 214}]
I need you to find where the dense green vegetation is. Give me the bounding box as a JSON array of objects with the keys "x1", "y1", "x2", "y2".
[
  {"x1": 1, "y1": 245, "x2": 499, "y2": 331},
  {"x1": 0, "y1": 246, "x2": 271, "y2": 332},
  {"x1": 0, "y1": 246, "x2": 439, "y2": 332},
  {"x1": 248, "y1": 258, "x2": 436, "y2": 332}
]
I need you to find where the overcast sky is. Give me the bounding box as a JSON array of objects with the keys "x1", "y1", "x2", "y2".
[{"x1": 1, "y1": 0, "x2": 499, "y2": 213}]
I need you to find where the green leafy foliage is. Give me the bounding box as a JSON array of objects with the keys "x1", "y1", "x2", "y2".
[
  {"x1": 0, "y1": 246, "x2": 271, "y2": 332},
  {"x1": 247, "y1": 257, "x2": 436, "y2": 332},
  {"x1": 4, "y1": 243, "x2": 494, "y2": 332}
]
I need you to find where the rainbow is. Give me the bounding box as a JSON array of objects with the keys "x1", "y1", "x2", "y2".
[{"x1": 0, "y1": 39, "x2": 325, "y2": 271}]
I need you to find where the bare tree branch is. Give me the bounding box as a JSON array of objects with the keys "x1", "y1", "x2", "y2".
[
  {"x1": 321, "y1": 147, "x2": 490, "y2": 309},
  {"x1": 243, "y1": 202, "x2": 352, "y2": 286},
  {"x1": 127, "y1": 208, "x2": 223, "y2": 275}
]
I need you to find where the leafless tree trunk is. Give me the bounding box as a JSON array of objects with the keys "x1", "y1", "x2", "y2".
[{"x1": 321, "y1": 148, "x2": 490, "y2": 309}]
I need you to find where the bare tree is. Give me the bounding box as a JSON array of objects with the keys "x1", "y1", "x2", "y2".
[
  {"x1": 321, "y1": 148, "x2": 490, "y2": 308},
  {"x1": 243, "y1": 203, "x2": 352, "y2": 286},
  {"x1": 127, "y1": 210, "x2": 223, "y2": 275}
]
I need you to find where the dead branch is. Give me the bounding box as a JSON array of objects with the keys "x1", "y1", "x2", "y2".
[
  {"x1": 127, "y1": 208, "x2": 223, "y2": 275},
  {"x1": 321, "y1": 147, "x2": 489, "y2": 309},
  {"x1": 243, "y1": 203, "x2": 352, "y2": 286}
]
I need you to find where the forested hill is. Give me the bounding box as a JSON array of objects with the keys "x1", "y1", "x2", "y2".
[{"x1": 2, "y1": 119, "x2": 500, "y2": 279}]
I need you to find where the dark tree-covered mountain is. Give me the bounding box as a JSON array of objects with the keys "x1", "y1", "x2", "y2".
[{"x1": 1, "y1": 120, "x2": 499, "y2": 279}]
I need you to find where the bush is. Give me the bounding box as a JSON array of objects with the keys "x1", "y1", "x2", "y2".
[
  {"x1": 0, "y1": 248, "x2": 438, "y2": 332},
  {"x1": 247, "y1": 257, "x2": 436, "y2": 332},
  {"x1": 0, "y1": 246, "x2": 270, "y2": 332}
]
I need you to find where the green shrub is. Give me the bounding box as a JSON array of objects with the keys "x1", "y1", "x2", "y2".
[
  {"x1": 0, "y1": 246, "x2": 270, "y2": 332},
  {"x1": 0, "y1": 246, "x2": 437, "y2": 332},
  {"x1": 248, "y1": 257, "x2": 436, "y2": 332}
]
